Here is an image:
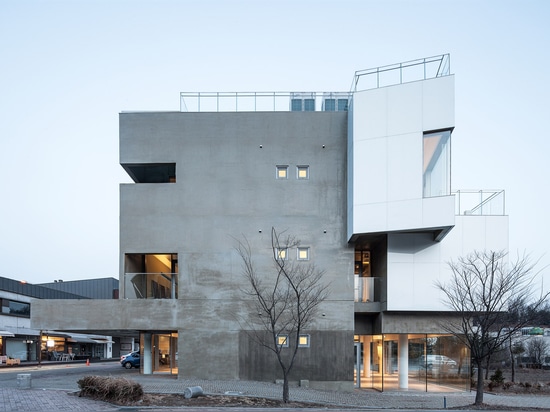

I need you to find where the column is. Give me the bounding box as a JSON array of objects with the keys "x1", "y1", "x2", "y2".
[{"x1": 398, "y1": 334, "x2": 408, "y2": 389}]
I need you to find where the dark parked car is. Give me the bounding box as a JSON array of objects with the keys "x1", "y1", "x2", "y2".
[{"x1": 120, "y1": 351, "x2": 140, "y2": 369}]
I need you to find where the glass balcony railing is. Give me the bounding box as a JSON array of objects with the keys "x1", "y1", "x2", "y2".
[
  {"x1": 354, "y1": 276, "x2": 381, "y2": 303},
  {"x1": 124, "y1": 273, "x2": 178, "y2": 299}
]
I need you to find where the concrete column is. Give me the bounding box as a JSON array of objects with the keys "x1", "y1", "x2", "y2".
[
  {"x1": 398, "y1": 334, "x2": 408, "y2": 389},
  {"x1": 143, "y1": 333, "x2": 152, "y2": 375}
]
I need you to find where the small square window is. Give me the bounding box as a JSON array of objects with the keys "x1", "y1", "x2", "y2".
[
  {"x1": 299, "y1": 334, "x2": 310, "y2": 347},
  {"x1": 275, "y1": 248, "x2": 288, "y2": 260},
  {"x1": 297, "y1": 247, "x2": 309, "y2": 260},
  {"x1": 297, "y1": 166, "x2": 309, "y2": 180},
  {"x1": 277, "y1": 335, "x2": 289, "y2": 347},
  {"x1": 276, "y1": 165, "x2": 288, "y2": 179}
]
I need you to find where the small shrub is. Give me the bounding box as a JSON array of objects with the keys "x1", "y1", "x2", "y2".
[
  {"x1": 490, "y1": 369, "x2": 505, "y2": 387},
  {"x1": 77, "y1": 375, "x2": 143, "y2": 403},
  {"x1": 502, "y1": 382, "x2": 513, "y2": 390}
]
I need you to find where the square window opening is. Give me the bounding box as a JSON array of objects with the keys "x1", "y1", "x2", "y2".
[
  {"x1": 297, "y1": 247, "x2": 310, "y2": 261},
  {"x1": 276, "y1": 165, "x2": 288, "y2": 179},
  {"x1": 297, "y1": 165, "x2": 309, "y2": 180}
]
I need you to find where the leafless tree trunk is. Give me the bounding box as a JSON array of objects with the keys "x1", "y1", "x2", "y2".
[
  {"x1": 235, "y1": 228, "x2": 329, "y2": 403},
  {"x1": 436, "y1": 250, "x2": 548, "y2": 406}
]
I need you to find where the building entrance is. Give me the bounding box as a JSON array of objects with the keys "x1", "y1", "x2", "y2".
[{"x1": 140, "y1": 332, "x2": 178, "y2": 375}]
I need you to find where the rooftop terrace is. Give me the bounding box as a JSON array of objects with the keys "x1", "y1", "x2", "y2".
[{"x1": 179, "y1": 54, "x2": 450, "y2": 112}]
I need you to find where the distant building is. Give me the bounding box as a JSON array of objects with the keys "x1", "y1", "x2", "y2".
[
  {"x1": 32, "y1": 54, "x2": 509, "y2": 391},
  {"x1": 0, "y1": 276, "x2": 116, "y2": 362},
  {"x1": 38, "y1": 277, "x2": 119, "y2": 299}
]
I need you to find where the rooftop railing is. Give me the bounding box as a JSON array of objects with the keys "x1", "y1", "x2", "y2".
[
  {"x1": 351, "y1": 53, "x2": 451, "y2": 92},
  {"x1": 453, "y1": 190, "x2": 506, "y2": 216},
  {"x1": 180, "y1": 54, "x2": 450, "y2": 112},
  {"x1": 180, "y1": 91, "x2": 350, "y2": 112}
]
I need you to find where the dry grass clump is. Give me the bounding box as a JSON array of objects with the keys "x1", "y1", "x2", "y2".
[{"x1": 77, "y1": 375, "x2": 143, "y2": 403}]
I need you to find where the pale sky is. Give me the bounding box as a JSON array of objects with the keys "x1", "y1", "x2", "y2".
[{"x1": 1, "y1": 0, "x2": 549, "y2": 286}]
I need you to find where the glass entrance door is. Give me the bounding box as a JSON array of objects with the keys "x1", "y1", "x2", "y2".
[{"x1": 152, "y1": 333, "x2": 178, "y2": 374}]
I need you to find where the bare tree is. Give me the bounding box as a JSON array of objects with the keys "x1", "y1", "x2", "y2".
[
  {"x1": 509, "y1": 339, "x2": 525, "y2": 383},
  {"x1": 235, "y1": 228, "x2": 329, "y2": 403},
  {"x1": 526, "y1": 337, "x2": 549, "y2": 368},
  {"x1": 436, "y1": 250, "x2": 548, "y2": 405}
]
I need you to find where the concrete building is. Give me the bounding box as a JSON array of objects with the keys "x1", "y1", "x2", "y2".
[{"x1": 31, "y1": 54, "x2": 508, "y2": 391}]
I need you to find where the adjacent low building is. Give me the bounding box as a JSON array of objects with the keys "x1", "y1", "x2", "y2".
[
  {"x1": 31, "y1": 54, "x2": 509, "y2": 391},
  {"x1": 0, "y1": 276, "x2": 117, "y2": 362}
]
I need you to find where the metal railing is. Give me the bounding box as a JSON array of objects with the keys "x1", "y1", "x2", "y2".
[
  {"x1": 180, "y1": 91, "x2": 350, "y2": 113},
  {"x1": 453, "y1": 190, "x2": 506, "y2": 216},
  {"x1": 351, "y1": 54, "x2": 451, "y2": 92}
]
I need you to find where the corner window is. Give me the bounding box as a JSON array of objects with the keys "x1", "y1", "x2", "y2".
[
  {"x1": 297, "y1": 247, "x2": 310, "y2": 261},
  {"x1": 122, "y1": 163, "x2": 176, "y2": 183},
  {"x1": 1, "y1": 299, "x2": 30, "y2": 317},
  {"x1": 297, "y1": 165, "x2": 309, "y2": 180},
  {"x1": 423, "y1": 130, "x2": 451, "y2": 197},
  {"x1": 276, "y1": 165, "x2": 288, "y2": 179}
]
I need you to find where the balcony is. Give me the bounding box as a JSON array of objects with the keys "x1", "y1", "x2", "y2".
[
  {"x1": 354, "y1": 276, "x2": 382, "y2": 313},
  {"x1": 123, "y1": 273, "x2": 178, "y2": 299},
  {"x1": 453, "y1": 190, "x2": 505, "y2": 216}
]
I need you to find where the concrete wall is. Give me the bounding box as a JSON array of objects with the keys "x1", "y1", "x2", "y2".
[{"x1": 117, "y1": 111, "x2": 354, "y2": 384}]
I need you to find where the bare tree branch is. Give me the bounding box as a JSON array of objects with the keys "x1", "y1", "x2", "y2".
[
  {"x1": 435, "y1": 250, "x2": 549, "y2": 405},
  {"x1": 234, "y1": 228, "x2": 329, "y2": 403}
]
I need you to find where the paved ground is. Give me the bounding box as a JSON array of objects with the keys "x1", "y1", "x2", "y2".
[{"x1": 1, "y1": 362, "x2": 549, "y2": 411}]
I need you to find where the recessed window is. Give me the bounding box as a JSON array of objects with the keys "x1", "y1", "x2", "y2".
[
  {"x1": 423, "y1": 130, "x2": 451, "y2": 197},
  {"x1": 299, "y1": 334, "x2": 310, "y2": 347},
  {"x1": 297, "y1": 165, "x2": 309, "y2": 180},
  {"x1": 275, "y1": 248, "x2": 288, "y2": 260},
  {"x1": 297, "y1": 247, "x2": 310, "y2": 260},
  {"x1": 277, "y1": 335, "x2": 289, "y2": 347},
  {"x1": 276, "y1": 165, "x2": 288, "y2": 179}
]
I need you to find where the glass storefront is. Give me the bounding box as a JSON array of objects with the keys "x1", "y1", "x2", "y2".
[{"x1": 354, "y1": 334, "x2": 469, "y2": 392}]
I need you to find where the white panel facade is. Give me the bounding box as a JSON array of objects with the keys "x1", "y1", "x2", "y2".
[
  {"x1": 386, "y1": 215, "x2": 509, "y2": 311},
  {"x1": 349, "y1": 75, "x2": 456, "y2": 239}
]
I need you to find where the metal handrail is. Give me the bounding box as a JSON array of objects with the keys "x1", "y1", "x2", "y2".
[
  {"x1": 351, "y1": 54, "x2": 451, "y2": 93},
  {"x1": 180, "y1": 91, "x2": 351, "y2": 112},
  {"x1": 453, "y1": 190, "x2": 505, "y2": 216}
]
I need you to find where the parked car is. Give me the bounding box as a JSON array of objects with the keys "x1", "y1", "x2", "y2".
[
  {"x1": 120, "y1": 351, "x2": 140, "y2": 369},
  {"x1": 420, "y1": 354, "x2": 457, "y2": 368}
]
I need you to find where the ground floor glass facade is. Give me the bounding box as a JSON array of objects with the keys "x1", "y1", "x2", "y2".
[{"x1": 354, "y1": 334, "x2": 469, "y2": 392}]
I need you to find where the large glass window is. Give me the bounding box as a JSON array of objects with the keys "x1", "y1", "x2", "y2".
[
  {"x1": 1, "y1": 299, "x2": 30, "y2": 317},
  {"x1": 423, "y1": 130, "x2": 451, "y2": 197},
  {"x1": 124, "y1": 254, "x2": 178, "y2": 299}
]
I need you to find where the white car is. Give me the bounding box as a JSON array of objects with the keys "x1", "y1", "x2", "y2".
[{"x1": 420, "y1": 354, "x2": 457, "y2": 368}]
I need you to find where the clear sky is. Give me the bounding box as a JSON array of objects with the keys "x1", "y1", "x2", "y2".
[{"x1": 1, "y1": 0, "x2": 549, "y2": 285}]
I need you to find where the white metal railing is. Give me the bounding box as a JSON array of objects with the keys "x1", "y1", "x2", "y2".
[
  {"x1": 180, "y1": 91, "x2": 351, "y2": 113},
  {"x1": 453, "y1": 190, "x2": 505, "y2": 216},
  {"x1": 351, "y1": 54, "x2": 451, "y2": 92}
]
